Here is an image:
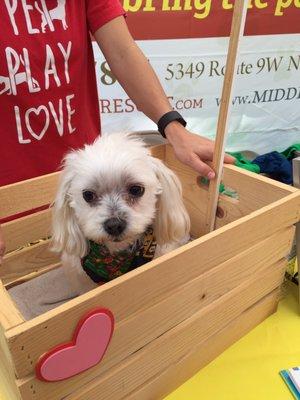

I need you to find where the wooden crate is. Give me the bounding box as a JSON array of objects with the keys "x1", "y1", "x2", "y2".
[{"x1": 0, "y1": 144, "x2": 299, "y2": 400}]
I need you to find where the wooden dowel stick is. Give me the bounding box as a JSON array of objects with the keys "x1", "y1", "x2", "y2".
[{"x1": 204, "y1": 0, "x2": 248, "y2": 233}]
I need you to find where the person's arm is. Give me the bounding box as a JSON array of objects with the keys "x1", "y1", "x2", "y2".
[{"x1": 94, "y1": 16, "x2": 235, "y2": 178}]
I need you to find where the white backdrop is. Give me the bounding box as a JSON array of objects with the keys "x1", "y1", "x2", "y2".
[{"x1": 93, "y1": 34, "x2": 300, "y2": 154}]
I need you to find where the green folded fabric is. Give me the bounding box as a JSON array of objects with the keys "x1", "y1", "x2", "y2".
[
  {"x1": 200, "y1": 178, "x2": 238, "y2": 199},
  {"x1": 229, "y1": 144, "x2": 300, "y2": 174},
  {"x1": 281, "y1": 144, "x2": 300, "y2": 160},
  {"x1": 229, "y1": 152, "x2": 261, "y2": 174}
]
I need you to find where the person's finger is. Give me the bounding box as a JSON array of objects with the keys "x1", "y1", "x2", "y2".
[
  {"x1": 193, "y1": 144, "x2": 214, "y2": 162},
  {"x1": 184, "y1": 153, "x2": 215, "y2": 179},
  {"x1": 224, "y1": 153, "x2": 236, "y2": 164},
  {"x1": 198, "y1": 149, "x2": 235, "y2": 165},
  {"x1": 195, "y1": 147, "x2": 235, "y2": 165}
]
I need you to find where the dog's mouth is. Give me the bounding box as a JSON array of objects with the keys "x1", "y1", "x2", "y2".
[
  {"x1": 105, "y1": 232, "x2": 127, "y2": 243},
  {"x1": 107, "y1": 232, "x2": 138, "y2": 247},
  {"x1": 112, "y1": 237, "x2": 123, "y2": 242},
  {"x1": 94, "y1": 235, "x2": 125, "y2": 244}
]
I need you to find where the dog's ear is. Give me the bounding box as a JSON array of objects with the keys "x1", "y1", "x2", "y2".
[
  {"x1": 51, "y1": 153, "x2": 87, "y2": 257},
  {"x1": 151, "y1": 157, "x2": 190, "y2": 245}
]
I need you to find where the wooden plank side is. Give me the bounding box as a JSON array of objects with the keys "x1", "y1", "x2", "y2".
[
  {"x1": 0, "y1": 326, "x2": 22, "y2": 400},
  {"x1": 0, "y1": 281, "x2": 24, "y2": 331},
  {"x1": 219, "y1": 166, "x2": 298, "y2": 230},
  {"x1": 59, "y1": 261, "x2": 285, "y2": 400},
  {"x1": 7, "y1": 225, "x2": 293, "y2": 378},
  {"x1": 6, "y1": 191, "x2": 299, "y2": 378},
  {"x1": 5, "y1": 263, "x2": 61, "y2": 290},
  {"x1": 1, "y1": 240, "x2": 59, "y2": 285},
  {"x1": 2, "y1": 209, "x2": 52, "y2": 254},
  {"x1": 165, "y1": 145, "x2": 297, "y2": 236},
  {"x1": 149, "y1": 144, "x2": 166, "y2": 161},
  {"x1": 14, "y1": 229, "x2": 292, "y2": 396},
  {"x1": 125, "y1": 290, "x2": 279, "y2": 400},
  {"x1": 0, "y1": 173, "x2": 59, "y2": 220},
  {"x1": 223, "y1": 163, "x2": 297, "y2": 194}
]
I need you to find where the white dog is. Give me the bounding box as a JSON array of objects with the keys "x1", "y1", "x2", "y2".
[{"x1": 52, "y1": 133, "x2": 190, "y2": 295}]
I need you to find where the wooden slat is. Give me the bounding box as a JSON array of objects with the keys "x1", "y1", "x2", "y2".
[
  {"x1": 2, "y1": 209, "x2": 52, "y2": 254},
  {"x1": 0, "y1": 281, "x2": 24, "y2": 331},
  {"x1": 205, "y1": 0, "x2": 248, "y2": 233},
  {"x1": 149, "y1": 144, "x2": 166, "y2": 161},
  {"x1": 223, "y1": 163, "x2": 297, "y2": 195},
  {"x1": 59, "y1": 261, "x2": 285, "y2": 400},
  {"x1": 216, "y1": 167, "x2": 297, "y2": 231},
  {"x1": 1, "y1": 240, "x2": 59, "y2": 285},
  {"x1": 165, "y1": 146, "x2": 297, "y2": 237},
  {"x1": 14, "y1": 229, "x2": 291, "y2": 397},
  {"x1": 0, "y1": 325, "x2": 22, "y2": 400},
  {"x1": 0, "y1": 277, "x2": 23, "y2": 398},
  {"x1": 6, "y1": 190, "x2": 299, "y2": 378},
  {"x1": 0, "y1": 173, "x2": 59, "y2": 220},
  {"x1": 125, "y1": 289, "x2": 279, "y2": 400},
  {"x1": 5, "y1": 263, "x2": 61, "y2": 290}
]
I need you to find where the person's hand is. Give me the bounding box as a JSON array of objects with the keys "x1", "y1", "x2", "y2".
[
  {"x1": 165, "y1": 122, "x2": 235, "y2": 179},
  {"x1": 0, "y1": 225, "x2": 5, "y2": 265}
]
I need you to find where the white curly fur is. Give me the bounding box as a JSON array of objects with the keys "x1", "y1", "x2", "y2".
[{"x1": 52, "y1": 133, "x2": 190, "y2": 294}]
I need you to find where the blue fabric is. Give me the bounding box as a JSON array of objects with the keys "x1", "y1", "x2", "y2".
[{"x1": 252, "y1": 152, "x2": 293, "y2": 185}]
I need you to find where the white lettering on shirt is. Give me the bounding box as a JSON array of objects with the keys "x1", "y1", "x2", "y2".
[
  {"x1": 4, "y1": 0, "x2": 19, "y2": 35},
  {"x1": 44, "y1": 44, "x2": 61, "y2": 89},
  {"x1": 21, "y1": 0, "x2": 40, "y2": 34},
  {"x1": 66, "y1": 94, "x2": 76, "y2": 133},
  {"x1": 58, "y1": 41, "x2": 72, "y2": 84},
  {"x1": 49, "y1": 99, "x2": 64, "y2": 136}
]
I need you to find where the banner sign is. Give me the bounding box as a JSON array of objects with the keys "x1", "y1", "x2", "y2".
[
  {"x1": 94, "y1": 1, "x2": 300, "y2": 153},
  {"x1": 124, "y1": 0, "x2": 300, "y2": 39}
]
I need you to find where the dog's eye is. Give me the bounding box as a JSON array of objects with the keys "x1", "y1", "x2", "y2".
[
  {"x1": 128, "y1": 185, "x2": 145, "y2": 197},
  {"x1": 82, "y1": 190, "x2": 97, "y2": 203}
]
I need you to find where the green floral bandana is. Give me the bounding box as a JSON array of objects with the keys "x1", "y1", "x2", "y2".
[{"x1": 81, "y1": 227, "x2": 156, "y2": 284}]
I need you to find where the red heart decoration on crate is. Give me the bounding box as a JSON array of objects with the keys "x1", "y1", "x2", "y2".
[{"x1": 36, "y1": 308, "x2": 114, "y2": 382}]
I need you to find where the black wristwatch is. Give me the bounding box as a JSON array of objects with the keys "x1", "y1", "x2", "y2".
[{"x1": 157, "y1": 111, "x2": 187, "y2": 138}]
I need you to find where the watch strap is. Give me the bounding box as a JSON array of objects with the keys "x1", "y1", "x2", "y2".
[{"x1": 157, "y1": 111, "x2": 187, "y2": 138}]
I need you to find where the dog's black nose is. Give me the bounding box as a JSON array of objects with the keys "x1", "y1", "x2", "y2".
[{"x1": 103, "y1": 218, "x2": 127, "y2": 236}]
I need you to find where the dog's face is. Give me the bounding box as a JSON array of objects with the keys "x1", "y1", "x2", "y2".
[
  {"x1": 66, "y1": 138, "x2": 160, "y2": 251},
  {"x1": 52, "y1": 133, "x2": 190, "y2": 257}
]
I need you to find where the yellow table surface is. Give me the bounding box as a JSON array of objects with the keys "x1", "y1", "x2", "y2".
[{"x1": 166, "y1": 287, "x2": 300, "y2": 400}]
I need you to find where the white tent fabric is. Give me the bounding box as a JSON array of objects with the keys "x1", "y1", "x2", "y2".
[{"x1": 94, "y1": 34, "x2": 300, "y2": 154}]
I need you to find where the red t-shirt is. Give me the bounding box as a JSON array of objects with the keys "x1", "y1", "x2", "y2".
[{"x1": 0, "y1": 0, "x2": 124, "y2": 186}]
